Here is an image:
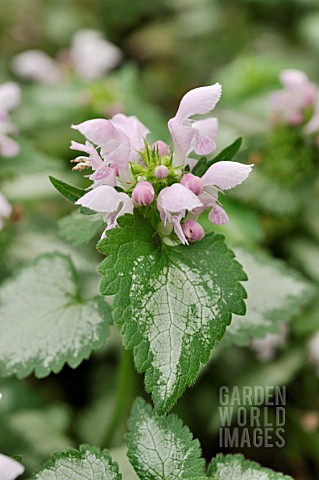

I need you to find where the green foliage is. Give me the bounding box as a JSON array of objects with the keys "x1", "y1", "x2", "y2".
[
  {"x1": 98, "y1": 212, "x2": 247, "y2": 413},
  {"x1": 126, "y1": 398, "x2": 208, "y2": 480},
  {"x1": 49, "y1": 176, "x2": 94, "y2": 215},
  {"x1": 31, "y1": 445, "x2": 122, "y2": 480},
  {"x1": 224, "y1": 248, "x2": 316, "y2": 346},
  {"x1": 208, "y1": 453, "x2": 293, "y2": 479},
  {"x1": 0, "y1": 253, "x2": 112, "y2": 378},
  {"x1": 49, "y1": 176, "x2": 87, "y2": 204},
  {"x1": 58, "y1": 211, "x2": 104, "y2": 246}
]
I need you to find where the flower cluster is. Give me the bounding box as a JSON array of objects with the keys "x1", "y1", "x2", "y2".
[
  {"x1": 271, "y1": 69, "x2": 319, "y2": 145},
  {"x1": 11, "y1": 29, "x2": 122, "y2": 84},
  {"x1": 0, "y1": 82, "x2": 21, "y2": 158},
  {"x1": 72, "y1": 84, "x2": 252, "y2": 244}
]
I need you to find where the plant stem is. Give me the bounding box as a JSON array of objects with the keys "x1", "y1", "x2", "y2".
[{"x1": 101, "y1": 347, "x2": 134, "y2": 448}]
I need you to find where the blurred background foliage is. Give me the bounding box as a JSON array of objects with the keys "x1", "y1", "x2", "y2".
[{"x1": 1, "y1": 0, "x2": 319, "y2": 479}]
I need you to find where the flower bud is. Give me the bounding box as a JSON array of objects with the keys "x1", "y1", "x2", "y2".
[
  {"x1": 155, "y1": 165, "x2": 169, "y2": 179},
  {"x1": 153, "y1": 140, "x2": 170, "y2": 157},
  {"x1": 132, "y1": 181, "x2": 155, "y2": 206},
  {"x1": 182, "y1": 220, "x2": 204, "y2": 242},
  {"x1": 180, "y1": 173, "x2": 203, "y2": 195}
]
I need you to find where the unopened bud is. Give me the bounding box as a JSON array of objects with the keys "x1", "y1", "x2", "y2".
[
  {"x1": 153, "y1": 140, "x2": 170, "y2": 157},
  {"x1": 132, "y1": 181, "x2": 155, "y2": 206},
  {"x1": 180, "y1": 173, "x2": 203, "y2": 195},
  {"x1": 182, "y1": 220, "x2": 204, "y2": 242},
  {"x1": 155, "y1": 165, "x2": 169, "y2": 179}
]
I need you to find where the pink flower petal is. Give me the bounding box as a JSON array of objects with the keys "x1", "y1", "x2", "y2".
[
  {"x1": 0, "y1": 82, "x2": 21, "y2": 111},
  {"x1": 11, "y1": 50, "x2": 61, "y2": 84},
  {"x1": 111, "y1": 113, "x2": 149, "y2": 150},
  {"x1": 172, "y1": 83, "x2": 222, "y2": 122},
  {"x1": 173, "y1": 217, "x2": 188, "y2": 245},
  {"x1": 208, "y1": 204, "x2": 229, "y2": 225},
  {"x1": 0, "y1": 453, "x2": 24, "y2": 479},
  {"x1": 280, "y1": 69, "x2": 309, "y2": 90},
  {"x1": 72, "y1": 119, "x2": 117, "y2": 146},
  {"x1": 305, "y1": 111, "x2": 319, "y2": 135},
  {"x1": 76, "y1": 185, "x2": 125, "y2": 213},
  {"x1": 0, "y1": 135, "x2": 20, "y2": 158},
  {"x1": 70, "y1": 140, "x2": 103, "y2": 170},
  {"x1": 201, "y1": 161, "x2": 253, "y2": 190},
  {"x1": 157, "y1": 183, "x2": 203, "y2": 214}
]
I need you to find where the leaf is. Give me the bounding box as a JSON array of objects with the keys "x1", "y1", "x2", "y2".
[
  {"x1": 126, "y1": 398, "x2": 208, "y2": 480},
  {"x1": 98, "y1": 213, "x2": 247, "y2": 413},
  {"x1": 31, "y1": 445, "x2": 122, "y2": 480},
  {"x1": 192, "y1": 137, "x2": 242, "y2": 177},
  {"x1": 0, "y1": 253, "x2": 112, "y2": 378},
  {"x1": 49, "y1": 176, "x2": 93, "y2": 215},
  {"x1": 49, "y1": 176, "x2": 87, "y2": 203},
  {"x1": 58, "y1": 211, "x2": 104, "y2": 246},
  {"x1": 223, "y1": 248, "x2": 315, "y2": 346},
  {"x1": 208, "y1": 453, "x2": 293, "y2": 479}
]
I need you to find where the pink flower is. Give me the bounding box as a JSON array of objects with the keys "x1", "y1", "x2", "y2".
[
  {"x1": 75, "y1": 185, "x2": 133, "y2": 237},
  {"x1": 271, "y1": 69, "x2": 317, "y2": 126},
  {"x1": 168, "y1": 84, "x2": 221, "y2": 165},
  {"x1": 0, "y1": 82, "x2": 21, "y2": 158},
  {"x1": 72, "y1": 114, "x2": 149, "y2": 174},
  {"x1": 199, "y1": 161, "x2": 253, "y2": 225},
  {"x1": 180, "y1": 173, "x2": 203, "y2": 195},
  {"x1": 11, "y1": 50, "x2": 62, "y2": 84},
  {"x1": 152, "y1": 140, "x2": 170, "y2": 157},
  {"x1": 182, "y1": 220, "x2": 204, "y2": 242},
  {"x1": 155, "y1": 165, "x2": 169, "y2": 179},
  {"x1": 132, "y1": 181, "x2": 155, "y2": 206},
  {"x1": 0, "y1": 453, "x2": 24, "y2": 479},
  {"x1": 157, "y1": 183, "x2": 203, "y2": 244},
  {"x1": 70, "y1": 29, "x2": 122, "y2": 81}
]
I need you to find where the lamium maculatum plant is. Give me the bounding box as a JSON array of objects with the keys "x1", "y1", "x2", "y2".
[
  {"x1": 51, "y1": 83, "x2": 253, "y2": 412},
  {"x1": 0, "y1": 82, "x2": 300, "y2": 480}
]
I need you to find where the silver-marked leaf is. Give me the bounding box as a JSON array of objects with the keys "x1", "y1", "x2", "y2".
[
  {"x1": 208, "y1": 453, "x2": 292, "y2": 479},
  {"x1": 126, "y1": 398, "x2": 208, "y2": 480},
  {"x1": 224, "y1": 248, "x2": 315, "y2": 346},
  {"x1": 58, "y1": 211, "x2": 104, "y2": 246},
  {"x1": 0, "y1": 253, "x2": 112, "y2": 378},
  {"x1": 31, "y1": 445, "x2": 122, "y2": 480},
  {"x1": 98, "y1": 213, "x2": 247, "y2": 413}
]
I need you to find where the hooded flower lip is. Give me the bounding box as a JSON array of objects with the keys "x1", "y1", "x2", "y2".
[
  {"x1": 168, "y1": 83, "x2": 222, "y2": 165},
  {"x1": 75, "y1": 185, "x2": 133, "y2": 235},
  {"x1": 157, "y1": 183, "x2": 203, "y2": 244},
  {"x1": 0, "y1": 453, "x2": 24, "y2": 480}
]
